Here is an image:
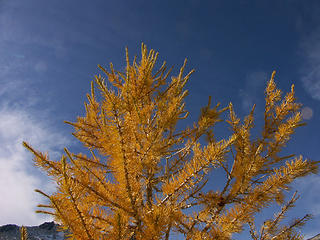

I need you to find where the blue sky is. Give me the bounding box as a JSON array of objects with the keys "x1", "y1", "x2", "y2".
[{"x1": 0, "y1": 0, "x2": 320, "y2": 239}]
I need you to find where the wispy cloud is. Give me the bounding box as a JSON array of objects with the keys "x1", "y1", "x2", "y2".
[
  {"x1": 299, "y1": 26, "x2": 320, "y2": 101},
  {"x1": 294, "y1": 174, "x2": 320, "y2": 217},
  {"x1": 293, "y1": 174, "x2": 320, "y2": 239},
  {"x1": 0, "y1": 1, "x2": 122, "y2": 59},
  {"x1": 239, "y1": 71, "x2": 268, "y2": 113},
  {"x1": 0, "y1": 43, "x2": 71, "y2": 227},
  {"x1": 0, "y1": 1, "x2": 75, "y2": 227},
  {"x1": 0, "y1": 105, "x2": 71, "y2": 226}
]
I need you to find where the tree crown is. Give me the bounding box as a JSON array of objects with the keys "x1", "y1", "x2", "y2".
[{"x1": 23, "y1": 43, "x2": 319, "y2": 240}]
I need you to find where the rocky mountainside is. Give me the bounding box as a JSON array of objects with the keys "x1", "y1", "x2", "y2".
[
  {"x1": 0, "y1": 221, "x2": 72, "y2": 240},
  {"x1": 0, "y1": 221, "x2": 319, "y2": 239}
]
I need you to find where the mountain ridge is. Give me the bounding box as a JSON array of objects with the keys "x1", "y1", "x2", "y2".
[
  {"x1": 0, "y1": 221, "x2": 319, "y2": 239},
  {"x1": 0, "y1": 221, "x2": 71, "y2": 240}
]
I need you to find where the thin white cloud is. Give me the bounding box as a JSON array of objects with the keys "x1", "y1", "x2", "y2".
[
  {"x1": 299, "y1": 27, "x2": 320, "y2": 101},
  {"x1": 0, "y1": 103, "x2": 71, "y2": 227},
  {"x1": 294, "y1": 174, "x2": 320, "y2": 217},
  {"x1": 292, "y1": 174, "x2": 320, "y2": 239},
  {"x1": 0, "y1": 1, "x2": 67, "y2": 60},
  {"x1": 0, "y1": 0, "x2": 120, "y2": 59},
  {"x1": 239, "y1": 71, "x2": 268, "y2": 113},
  {"x1": 0, "y1": 108, "x2": 70, "y2": 227},
  {"x1": 0, "y1": 2, "x2": 73, "y2": 226},
  {"x1": 0, "y1": 46, "x2": 71, "y2": 227}
]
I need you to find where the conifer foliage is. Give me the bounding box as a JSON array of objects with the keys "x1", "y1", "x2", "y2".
[
  {"x1": 23, "y1": 43, "x2": 319, "y2": 240},
  {"x1": 19, "y1": 226, "x2": 28, "y2": 240}
]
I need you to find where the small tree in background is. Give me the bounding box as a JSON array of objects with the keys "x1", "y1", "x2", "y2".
[
  {"x1": 23, "y1": 43, "x2": 319, "y2": 240},
  {"x1": 19, "y1": 225, "x2": 28, "y2": 240}
]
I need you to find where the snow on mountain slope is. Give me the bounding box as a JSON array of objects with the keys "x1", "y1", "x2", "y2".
[{"x1": 0, "y1": 221, "x2": 71, "y2": 240}]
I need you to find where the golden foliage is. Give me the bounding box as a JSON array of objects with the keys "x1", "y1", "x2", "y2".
[
  {"x1": 22, "y1": 43, "x2": 319, "y2": 240},
  {"x1": 19, "y1": 226, "x2": 28, "y2": 240}
]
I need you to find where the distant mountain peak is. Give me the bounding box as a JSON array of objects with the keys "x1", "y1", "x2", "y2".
[
  {"x1": 38, "y1": 221, "x2": 56, "y2": 231},
  {"x1": 0, "y1": 221, "x2": 71, "y2": 240},
  {"x1": 1, "y1": 221, "x2": 319, "y2": 239}
]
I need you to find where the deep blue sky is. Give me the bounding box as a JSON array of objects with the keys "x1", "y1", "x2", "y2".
[{"x1": 0, "y1": 1, "x2": 320, "y2": 239}]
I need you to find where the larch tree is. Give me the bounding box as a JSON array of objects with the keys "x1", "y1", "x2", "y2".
[
  {"x1": 19, "y1": 225, "x2": 28, "y2": 240},
  {"x1": 22, "y1": 43, "x2": 319, "y2": 240}
]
